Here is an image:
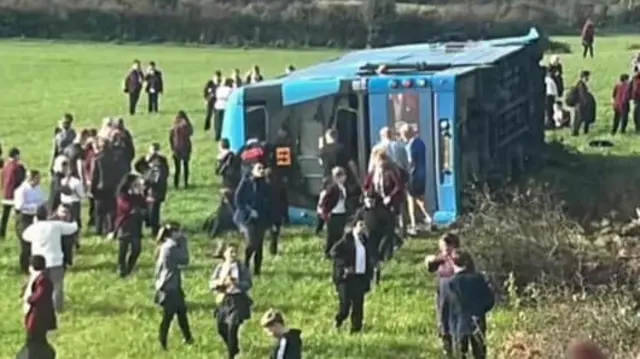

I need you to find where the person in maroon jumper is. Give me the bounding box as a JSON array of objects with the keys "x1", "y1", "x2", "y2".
[
  {"x1": 109, "y1": 174, "x2": 148, "y2": 277},
  {"x1": 0, "y1": 147, "x2": 26, "y2": 238}
]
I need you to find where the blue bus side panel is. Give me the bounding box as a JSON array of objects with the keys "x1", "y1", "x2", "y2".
[
  {"x1": 432, "y1": 75, "x2": 457, "y2": 225},
  {"x1": 417, "y1": 86, "x2": 438, "y2": 216},
  {"x1": 282, "y1": 79, "x2": 341, "y2": 106},
  {"x1": 221, "y1": 88, "x2": 246, "y2": 152}
]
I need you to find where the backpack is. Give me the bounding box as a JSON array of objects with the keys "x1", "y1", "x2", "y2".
[{"x1": 565, "y1": 86, "x2": 579, "y2": 107}]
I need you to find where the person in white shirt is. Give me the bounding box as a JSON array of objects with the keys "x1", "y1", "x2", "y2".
[
  {"x1": 58, "y1": 157, "x2": 85, "y2": 245},
  {"x1": 260, "y1": 309, "x2": 303, "y2": 359},
  {"x1": 545, "y1": 67, "x2": 559, "y2": 127},
  {"x1": 14, "y1": 170, "x2": 47, "y2": 273},
  {"x1": 213, "y1": 78, "x2": 234, "y2": 141},
  {"x1": 22, "y1": 205, "x2": 78, "y2": 312},
  {"x1": 328, "y1": 219, "x2": 374, "y2": 334}
]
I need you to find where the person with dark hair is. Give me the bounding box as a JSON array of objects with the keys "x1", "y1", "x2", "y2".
[
  {"x1": 113, "y1": 117, "x2": 136, "y2": 167},
  {"x1": 145, "y1": 61, "x2": 164, "y2": 113},
  {"x1": 58, "y1": 154, "x2": 85, "y2": 249},
  {"x1": 124, "y1": 59, "x2": 144, "y2": 115},
  {"x1": 19, "y1": 254, "x2": 57, "y2": 359},
  {"x1": 245, "y1": 65, "x2": 263, "y2": 84},
  {"x1": 425, "y1": 232, "x2": 462, "y2": 356},
  {"x1": 231, "y1": 68, "x2": 243, "y2": 88},
  {"x1": 0, "y1": 147, "x2": 26, "y2": 238},
  {"x1": 260, "y1": 309, "x2": 303, "y2": 359},
  {"x1": 612, "y1": 73, "x2": 632, "y2": 135},
  {"x1": 170, "y1": 111, "x2": 194, "y2": 188},
  {"x1": 285, "y1": 65, "x2": 295, "y2": 75},
  {"x1": 210, "y1": 244, "x2": 253, "y2": 359},
  {"x1": 214, "y1": 78, "x2": 234, "y2": 141},
  {"x1": 269, "y1": 125, "x2": 294, "y2": 224},
  {"x1": 329, "y1": 218, "x2": 375, "y2": 334},
  {"x1": 23, "y1": 205, "x2": 77, "y2": 312},
  {"x1": 318, "y1": 166, "x2": 349, "y2": 259},
  {"x1": 111, "y1": 174, "x2": 147, "y2": 277},
  {"x1": 319, "y1": 128, "x2": 359, "y2": 183},
  {"x1": 353, "y1": 190, "x2": 395, "y2": 265},
  {"x1": 215, "y1": 138, "x2": 241, "y2": 191},
  {"x1": 14, "y1": 170, "x2": 46, "y2": 273},
  {"x1": 154, "y1": 222, "x2": 194, "y2": 350},
  {"x1": 548, "y1": 55, "x2": 564, "y2": 97},
  {"x1": 264, "y1": 167, "x2": 287, "y2": 256},
  {"x1": 204, "y1": 71, "x2": 223, "y2": 131},
  {"x1": 83, "y1": 131, "x2": 98, "y2": 228},
  {"x1": 134, "y1": 143, "x2": 170, "y2": 237},
  {"x1": 233, "y1": 162, "x2": 271, "y2": 276},
  {"x1": 442, "y1": 249, "x2": 494, "y2": 359},
  {"x1": 50, "y1": 114, "x2": 76, "y2": 174},
  {"x1": 581, "y1": 19, "x2": 595, "y2": 58}
]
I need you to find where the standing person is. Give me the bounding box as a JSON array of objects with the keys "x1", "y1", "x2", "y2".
[
  {"x1": 233, "y1": 162, "x2": 271, "y2": 276},
  {"x1": 14, "y1": 170, "x2": 46, "y2": 273},
  {"x1": 112, "y1": 174, "x2": 147, "y2": 277},
  {"x1": 329, "y1": 218, "x2": 375, "y2": 334},
  {"x1": 48, "y1": 155, "x2": 67, "y2": 213},
  {"x1": 269, "y1": 125, "x2": 295, "y2": 224},
  {"x1": 285, "y1": 65, "x2": 295, "y2": 75},
  {"x1": 210, "y1": 244, "x2": 253, "y2": 359},
  {"x1": 22, "y1": 206, "x2": 78, "y2": 312},
  {"x1": 399, "y1": 124, "x2": 432, "y2": 234},
  {"x1": 566, "y1": 71, "x2": 595, "y2": 136},
  {"x1": 98, "y1": 117, "x2": 116, "y2": 141},
  {"x1": 114, "y1": 117, "x2": 136, "y2": 167},
  {"x1": 154, "y1": 222, "x2": 194, "y2": 350},
  {"x1": 0, "y1": 147, "x2": 26, "y2": 239},
  {"x1": 20, "y1": 255, "x2": 57, "y2": 359},
  {"x1": 124, "y1": 59, "x2": 144, "y2": 115},
  {"x1": 231, "y1": 69, "x2": 243, "y2": 88},
  {"x1": 545, "y1": 68, "x2": 559, "y2": 128},
  {"x1": 425, "y1": 233, "x2": 462, "y2": 356},
  {"x1": 215, "y1": 138, "x2": 241, "y2": 191},
  {"x1": 320, "y1": 129, "x2": 359, "y2": 184},
  {"x1": 611, "y1": 74, "x2": 632, "y2": 135},
  {"x1": 59, "y1": 157, "x2": 85, "y2": 249},
  {"x1": 264, "y1": 167, "x2": 287, "y2": 256},
  {"x1": 90, "y1": 138, "x2": 116, "y2": 236},
  {"x1": 245, "y1": 65, "x2": 264, "y2": 84},
  {"x1": 63, "y1": 129, "x2": 90, "y2": 190},
  {"x1": 260, "y1": 309, "x2": 303, "y2": 359},
  {"x1": 581, "y1": 19, "x2": 595, "y2": 59},
  {"x1": 353, "y1": 191, "x2": 395, "y2": 265},
  {"x1": 169, "y1": 111, "x2": 194, "y2": 189},
  {"x1": 50, "y1": 114, "x2": 76, "y2": 174},
  {"x1": 318, "y1": 167, "x2": 349, "y2": 259},
  {"x1": 204, "y1": 71, "x2": 223, "y2": 131},
  {"x1": 145, "y1": 61, "x2": 164, "y2": 113},
  {"x1": 630, "y1": 72, "x2": 640, "y2": 132},
  {"x1": 134, "y1": 143, "x2": 170, "y2": 237},
  {"x1": 83, "y1": 131, "x2": 98, "y2": 228},
  {"x1": 368, "y1": 127, "x2": 409, "y2": 173},
  {"x1": 364, "y1": 151, "x2": 404, "y2": 218},
  {"x1": 548, "y1": 55, "x2": 564, "y2": 97},
  {"x1": 442, "y1": 250, "x2": 495, "y2": 359},
  {"x1": 214, "y1": 78, "x2": 234, "y2": 141}
]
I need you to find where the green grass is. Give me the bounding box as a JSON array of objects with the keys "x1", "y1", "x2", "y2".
[{"x1": 0, "y1": 36, "x2": 637, "y2": 358}]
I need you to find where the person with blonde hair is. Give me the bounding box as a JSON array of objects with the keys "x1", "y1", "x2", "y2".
[
  {"x1": 97, "y1": 117, "x2": 115, "y2": 141},
  {"x1": 260, "y1": 309, "x2": 303, "y2": 359}
]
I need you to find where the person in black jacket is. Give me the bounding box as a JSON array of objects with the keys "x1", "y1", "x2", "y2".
[
  {"x1": 124, "y1": 60, "x2": 144, "y2": 115},
  {"x1": 134, "y1": 143, "x2": 170, "y2": 237},
  {"x1": 145, "y1": 61, "x2": 164, "y2": 113},
  {"x1": 203, "y1": 71, "x2": 222, "y2": 131},
  {"x1": 329, "y1": 219, "x2": 375, "y2": 334},
  {"x1": 442, "y1": 250, "x2": 494, "y2": 359},
  {"x1": 111, "y1": 174, "x2": 147, "y2": 277},
  {"x1": 215, "y1": 138, "x2": 241, "y2": 191},
  {"x1": 353, "y1": 190, "x2": 395, "y2": 267},
  {"x1": 90, "y1": 140, "x2": 122, "y2": 236},
  {"x1": 260, "y1": 309, "x2": 302, "y2": 359}
]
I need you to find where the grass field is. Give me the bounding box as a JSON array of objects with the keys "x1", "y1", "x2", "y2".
[{"x1": 0, "y1": 36, "x2": 638, "y2": 358}]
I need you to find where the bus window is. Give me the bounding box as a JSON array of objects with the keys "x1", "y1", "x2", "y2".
[
  {"x1": 388, "y1": 92, "x2": 419, "y2": 133},
  {"x1": 245, "y1": 106, "x2": 268, "y2": 141}
]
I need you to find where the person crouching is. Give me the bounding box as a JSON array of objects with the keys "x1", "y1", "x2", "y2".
[
  {"x1": 260, "y1": 308, "x2": 303, "y2": 359},
  {"x1": 111, "y1": 174, "x2": 147, "y2": 277}
]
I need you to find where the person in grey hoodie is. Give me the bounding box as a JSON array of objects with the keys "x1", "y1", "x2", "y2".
[{"x1": 154, "y1": 222, "x2": 194, "y2": 350}]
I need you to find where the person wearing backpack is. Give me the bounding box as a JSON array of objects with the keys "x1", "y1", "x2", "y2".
[
  {"x1": 134, "y1": 143, "x2": 170, "y2": 237},
  {"x1": 169, "y1": 111, "x2": 194, "y2": 189}
]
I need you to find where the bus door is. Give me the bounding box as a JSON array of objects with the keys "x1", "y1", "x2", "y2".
[{"x1": 367, "y1": 76, "x2": 438, "y2": 215}]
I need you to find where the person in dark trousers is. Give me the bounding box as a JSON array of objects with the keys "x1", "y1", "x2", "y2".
[
  {"x1": 630, "y1": 72, "x2": 640, "y2": 132},
  {"x1": 154, "y1": 222, "x2": 194, "y2": 350},
  {"x1": 145, "y1": 61, "x2": 164, "y2": 113},
  {"x1": 329, "y1": 218, "x2": 374, "y2": 334},
  {"x1": 264, "y1": 168, "x2": 287, "y2": 256},
  {"x1": 206, "y1": 188, "x2": 237, "y2": 238},
  {"x1": 214, "y1": 78, "x2": 234, "y2": 141},
  {"x1": 204, "y1": 71, "x2": 222, "y2": 131},
  {"x1": 90, "y1": 139, "x2": 121, "y2": 236},
  {"x1": 581, "y1": 19, "x2": 595, "y2": 59},
  {"x1": 231, "y1": 68, "x2": 243, "y2": 88},
  {"x1": 83, "y1": 131, "x2": 98, "y2": 228},
  {"x1": 260, "y1": 309, "x2": 303, "y2": 359},
  {"x1": 567, "y1": 71, "x2": 595, "y2": 136},
  {"x1": 353, "y1": 191, "x2": 395, "y2": 266},
  {"x1": 425, "y1": 233, "x2": 462, "y2": 356},
  {"x1": 19, "y1": 255, "x2": 57, "y2": 359},
  {"x1": 215, "y1": 138, "x2": 241, "y2": 191},
  {"x1": 442, "y1": 250, "x2": 495, "y2": 359},
  {"x1": 318, "y1": 167, "x2": 349, "y2": 259},
  {"x1": 111, "y1": 174, "x2": 147, "y2": 277},
  {"x1": 114, "y1": 118, "x2": 136, "y2": 167},
  {"x1": 1, "y1": 147, "x2": 26, "y2": 239},
  {"x1": 233, "y1": 162, "x2": 271, "y2": 276},
  {"x1": 50, "y1": 114, "x2": 76, "y2": 174},
  {"x1": 210, "y1": 244, "x2": 253, "y2": 359},
  {"x1": 245, "y1": 65, "x2": 264, "y2": 84},
  {"x1": 169, "y1": 111, "x2": 193, "y2": 189},
  {"x1": 548, "y1": 55, "x2": 564, "y2": 97},
  {"x1": 124, "y1": 59, "x2": 144, "y2": 115},
  {"x1": 134, "y1": 143, "x2": 170, "y2": 237},
  {"x1": 612, "y1": 74, "x2": 632, "y2": 135},
  {"x1": 269, "y1": 125, "x2": 294, "y2": 224},
  {"x1": 14, "y1": 170, "x2": 46, "y2": 273}
]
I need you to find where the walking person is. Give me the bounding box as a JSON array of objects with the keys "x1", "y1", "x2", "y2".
[
  {"x1": 22, "y1": 206, "x2": 78, "y2": 313},
  {"x1": 329, "y1": 218, "x2": 375, "y2": 334},
  {"x1": 154, "y1": 222, "x2": 194, "y2": 350},
  {"x1": 134, "y1": 143, "x2": 170, "y2": 237},
  {"x1": 318, "y1": 167, "x2": 349, "y2": 259},
  {"x1": 14, "y1": 170, "x2": 46, "y2": 273},
  {"x1": 123, "y1": 59, "x2": 144, "y2": 115},
  {"x1": 581, "y1": 19, "x2": 595, "y2": 59},
  {"x1": 611, "y1": 74, "x2": 632, "y2": 135},
  {"x1": 204, "y1": 71, "x2": 223, "y2": 131},
  {"x1": 19, "y1": 255, "x2": 57, "y2": 359},
  {"x1": 233, "y1": 162, "x2": 271, "y2": 276},
  {"x1": 0, "y1": 147, "x2": 26, "y2": 239},
  {"x1": 169, "y1": 111, "x2": 193, "y2": 189},
  {"x1": 111, "y1": 174, "x2": 147, "y2": 277},
  {"x1": 260, "y1": 309, "x2": 303, "y2": 359},
  {"x1": 145, "y1": 61, "x2": 164, "y2": 113},
  {"x1": 214, "y1": 78, "x2": 234, "y2": 141},
  {"x1": 210, "y1": 244, "x2": 253, "y2": 359}
]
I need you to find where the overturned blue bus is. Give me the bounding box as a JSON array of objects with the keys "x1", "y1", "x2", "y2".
[{"x1": 221, "y1": 28, "x2": 545, "y2": 226}]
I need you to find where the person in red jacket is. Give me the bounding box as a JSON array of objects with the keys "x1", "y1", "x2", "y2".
[
  {"x1": 581, "y1": 19, "x2": 595, "y2": 58},
  {"x1": 0, "y1": 147, "x2": 26, "y2": 238},
  {"x1": 611, "y1": 74, "x2": 632, "y2": 135},
  {"x1": 23, "y1": 255, "x2": 57, "y2": 351}
]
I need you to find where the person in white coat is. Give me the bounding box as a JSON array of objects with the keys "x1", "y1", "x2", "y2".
[{"x1": 213, "y1": 78, "x2": 234, "y2": 141}]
